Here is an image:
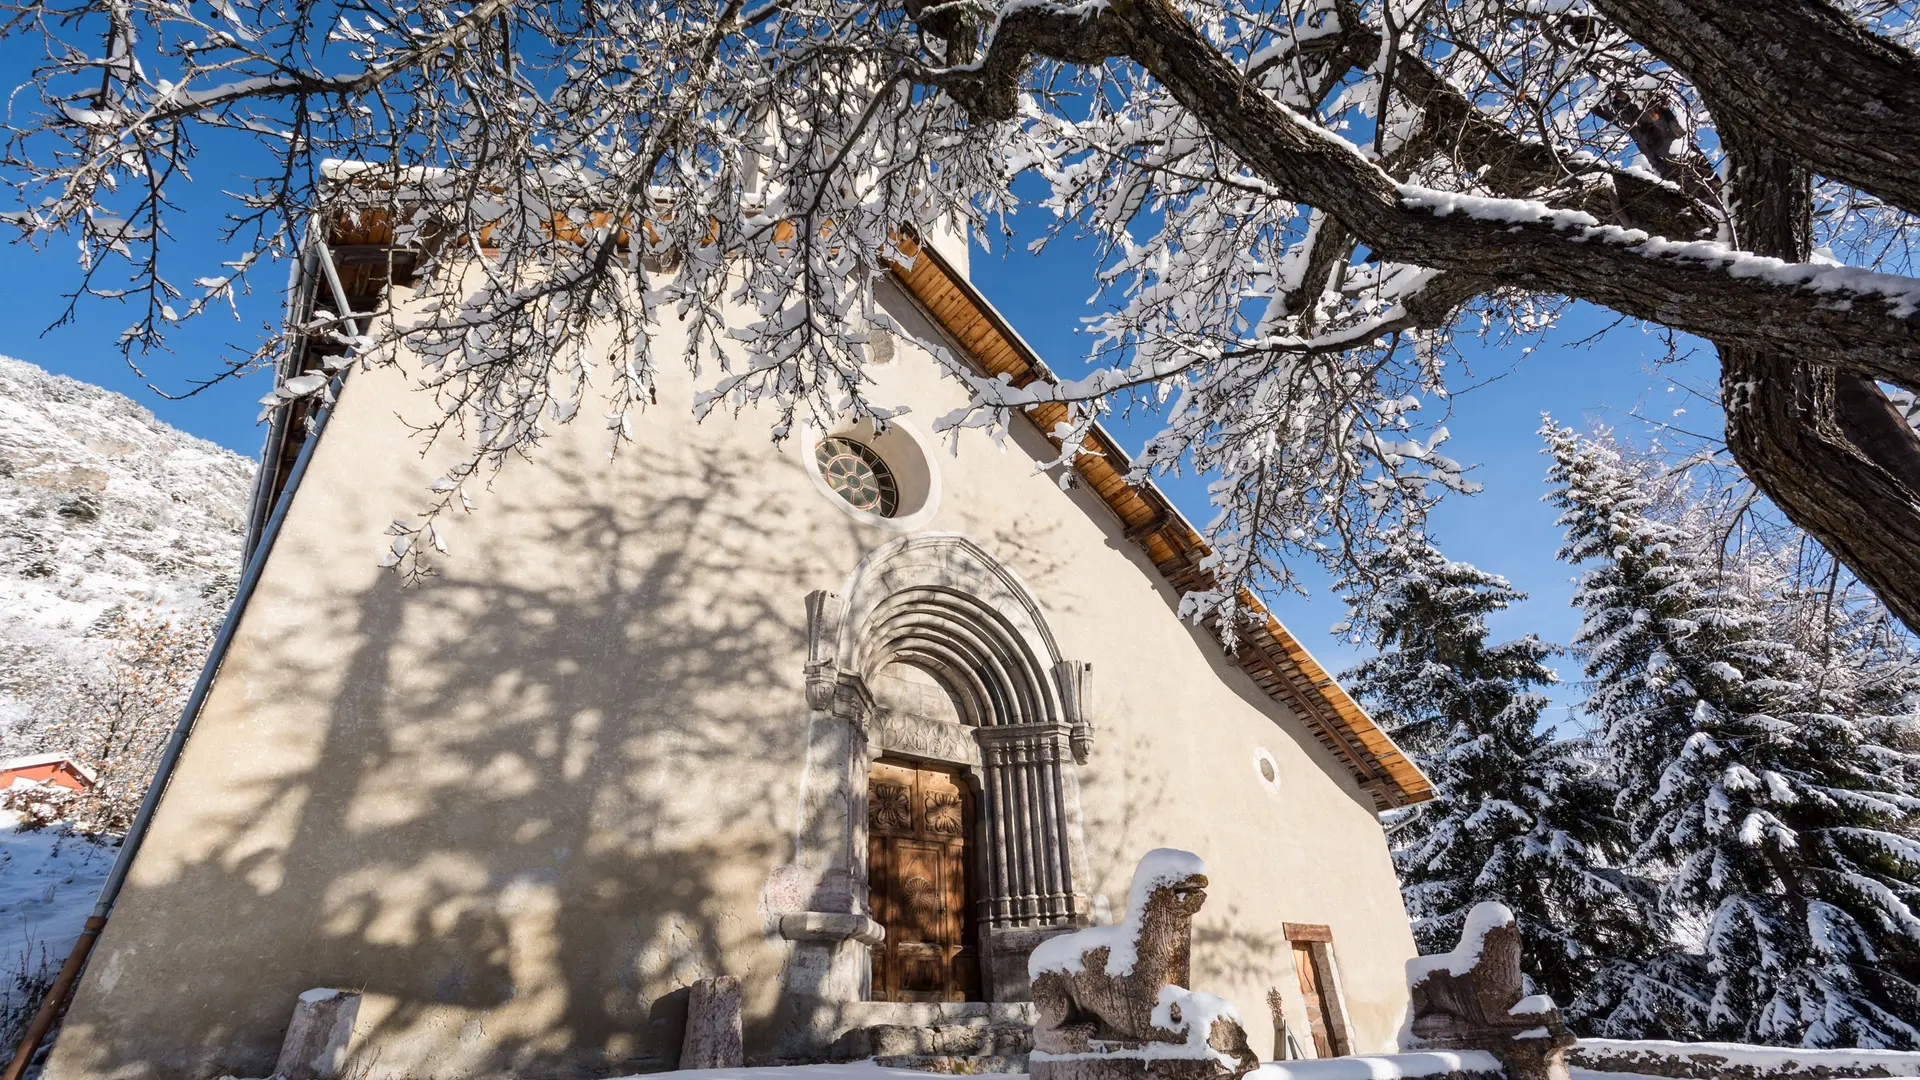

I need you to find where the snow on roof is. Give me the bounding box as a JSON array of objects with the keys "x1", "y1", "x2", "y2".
[{"x1": 0, "y1": 753, "x2": 97, "y2": 784}]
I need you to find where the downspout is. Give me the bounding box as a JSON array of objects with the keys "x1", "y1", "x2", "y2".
[{"x1": 2, "y1": 237, "x2": 365, "y2": 1080}]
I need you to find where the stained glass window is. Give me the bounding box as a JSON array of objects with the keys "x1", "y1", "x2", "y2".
[{"x1": 815, "y1": 437, "x2": 899, "y2": 516}]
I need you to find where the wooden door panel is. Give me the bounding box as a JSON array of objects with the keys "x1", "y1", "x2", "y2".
[
  {"x1": 869, "y1": 759, "x2": 974, "y2": 1002},
  {"x1": 1293, "y1": 942, "x2": 1334, "y2": 1058},
  {"x1": 893, "y1": 840, "x2": 947, "y2": 943}
]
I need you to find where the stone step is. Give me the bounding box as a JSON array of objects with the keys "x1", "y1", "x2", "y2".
[
  {"x1": 873, "y1": 1053, "x2": 1031, "y2": 1074},
  {"x1": 829, "y1": 1014, "x2": 1035, "y2": 1072}
]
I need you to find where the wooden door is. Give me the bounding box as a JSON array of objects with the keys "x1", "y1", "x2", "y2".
[
  {"x1": 868, "y1": 759, "x2": 978, "y2": 1002},
  {"x1": 1289, "y1": 930, "x2": 1350, "y2": 1058}
]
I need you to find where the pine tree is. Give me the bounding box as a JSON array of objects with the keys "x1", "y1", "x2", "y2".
[
  {"x1": 1340, "y1": 531, "x2": 1660, "y2": 1011},
  {"x1": 1544, "y1": 420, "x2": 1920, "y2": 1048}
]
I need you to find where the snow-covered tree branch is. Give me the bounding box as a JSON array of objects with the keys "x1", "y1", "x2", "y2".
[{"x1": 6, "y1": 0, "x2": 1920, "y2": 630}]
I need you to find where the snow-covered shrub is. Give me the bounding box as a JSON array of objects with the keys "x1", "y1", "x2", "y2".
[
  {"x1": 0, "y1": 784, "x2": 78, "y2": 831},
  {"x1": 35, "y1": 604, "x2": 217, "y2": 833}
]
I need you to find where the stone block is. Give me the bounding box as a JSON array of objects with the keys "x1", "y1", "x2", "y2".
[
  {"x1": 681, "y1": 975, "x2": 744, "y2": 1070},
  {"x1": 273, "y1": 988, "x2": 361, "y2": 1080}
]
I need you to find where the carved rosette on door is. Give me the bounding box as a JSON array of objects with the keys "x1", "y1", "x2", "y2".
[{"x1": 867, "y1": 760, "x2": 979, "y2": 1002}]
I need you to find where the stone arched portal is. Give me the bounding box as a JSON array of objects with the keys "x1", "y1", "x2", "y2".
[{"x1": 776, "y1": 534, "x2": 1095, "y2": 1047}]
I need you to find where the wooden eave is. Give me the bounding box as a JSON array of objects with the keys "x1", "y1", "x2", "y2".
[{"x1": 888, "y1": 234, "x2": 1433, "y2": 812}]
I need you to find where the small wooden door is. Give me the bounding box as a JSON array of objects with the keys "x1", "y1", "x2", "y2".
[
  {"x1": 1288, "y1": 926, "x2": 1349, "y2": 1058},
  {"x1": 868, "y1": 759, "x2": 978, "y2": 1002}
]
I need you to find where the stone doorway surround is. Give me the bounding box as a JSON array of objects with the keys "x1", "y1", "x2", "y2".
[{"x1": 773, "y1": 534, "x2": 1096, "y2": 1059}]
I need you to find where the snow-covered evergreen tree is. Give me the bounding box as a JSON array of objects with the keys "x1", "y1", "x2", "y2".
[
  {"x1": 1340, "y1": 531, "x2": 1660, "y2": 1012},
  {"x1": 1545, "y1": 420, "x2": 1920, "y2": 1048}
]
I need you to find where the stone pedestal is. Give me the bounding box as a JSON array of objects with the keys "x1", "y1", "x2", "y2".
[
  {"x1": 681, "y1": 975, "x2": 744, "y2": 1069},
  {"x1": 987, "y1": 926, "x2": 1080, "y2": 1003},
  {"x1": 1035, "y1": 1058, "x2": 1251, "y2": 1080},
  {"x1": 273, "y1": 988, "x2": 361, "y2": 1080}
]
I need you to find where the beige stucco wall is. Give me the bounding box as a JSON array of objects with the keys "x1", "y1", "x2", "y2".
[{"x1": 44, "y1": 275, "x2": 1417, "y2": 1080}]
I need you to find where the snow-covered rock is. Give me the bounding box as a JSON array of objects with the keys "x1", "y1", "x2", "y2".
[{"x1": 0, "y1": 355, "x2": 253, "y2": 752}]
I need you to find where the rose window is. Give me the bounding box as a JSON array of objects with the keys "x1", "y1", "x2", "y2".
[{"x1": 815, "y1": 437, "x2": 899, "y2": 517}]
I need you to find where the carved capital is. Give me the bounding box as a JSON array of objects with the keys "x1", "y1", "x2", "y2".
[
  {"x1": 804, "y1": 660, "x2": 839, "y2": 712},
  {"x1": 830, "y1": 672, "x2": 875, "y2": 737},
  {"x1": 1053, "y1": 660, "x2": 1094, "y2": 764}
]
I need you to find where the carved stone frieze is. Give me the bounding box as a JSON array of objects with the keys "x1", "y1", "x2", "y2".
[{"x1": 870, "y1": 708, "x2": 982, "y2": 767}]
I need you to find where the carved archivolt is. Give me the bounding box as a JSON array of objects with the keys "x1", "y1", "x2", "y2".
[{"x1": 805, "y1": 533, "x2": 1095, "y2": 931}]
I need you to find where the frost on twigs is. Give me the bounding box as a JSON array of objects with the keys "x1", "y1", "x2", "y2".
[{"x1": 7, "y1": 0, "x2": 1920, "y2": 617}]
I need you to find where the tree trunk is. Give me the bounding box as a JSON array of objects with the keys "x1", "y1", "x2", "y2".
[{"x1": 1715, "y1": 120, "x2": 1920, "y2": 633}]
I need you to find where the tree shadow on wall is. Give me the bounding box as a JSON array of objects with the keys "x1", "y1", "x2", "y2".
[{"x1": 68, "y1": 444, "x2": 833, "y2": 1080}]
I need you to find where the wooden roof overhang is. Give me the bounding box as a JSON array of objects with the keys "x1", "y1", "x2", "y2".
[
  {"x1": 271, "y1": 211, "x2": 1431, "y2": 812},
  {"x1": 887, "y1": 234, "x2": 1433, "y2": 812}
]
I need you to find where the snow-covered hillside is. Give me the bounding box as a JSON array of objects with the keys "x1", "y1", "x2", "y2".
[{"x1": 0, "y1": 356, "x2": 255, "y2": 752}]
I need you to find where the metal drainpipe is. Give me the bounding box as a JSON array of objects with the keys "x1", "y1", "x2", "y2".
[{"x1": 2, "y1": 239, "x2": 362, "y2": 1080}]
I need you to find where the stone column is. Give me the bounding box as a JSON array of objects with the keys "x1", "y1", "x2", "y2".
[
  {"x1": 776, "y1": 592, "x2": 886, "y2": 1059},
  {"x1": 974, "y1": 720, "x2": 1092, "y2": 1001}
]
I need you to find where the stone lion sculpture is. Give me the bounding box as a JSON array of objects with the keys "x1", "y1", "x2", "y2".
[
  {"x1": 1404, "y1": 901, "x2": 1575, "y2": 1080},
  {"x1": 1028, "y1": 849, "x2": 1258, "y2": 1080}
]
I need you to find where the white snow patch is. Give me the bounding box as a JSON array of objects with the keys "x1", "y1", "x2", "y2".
[
  {"x1": 1405, "y1": 901, "x2": 1513, "y2": 984},
  {"x1": 619, "y1": 1066, "x2": 990, "y2": 1080},
  {"x1": 1575, "y1": 1040, "x2": 1920, "y2": 1074},
  {"x1": 0, "y1": 812, "x2": 114, "y2": 1013},
  {"x1": 1508, "y1": 995, "x2": 1555, "y2": 1017},
  {"x1": 1396, "y1": 186, "x2": 1920, "y2": 317},
  {"x1": 1252, "y1": 1052, "x2": 1504, "y2": 1080}
]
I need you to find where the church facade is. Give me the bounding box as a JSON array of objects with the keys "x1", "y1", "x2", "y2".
[{"x1": 43, "y1": 225, "x2": 1431, "y2": 1080}]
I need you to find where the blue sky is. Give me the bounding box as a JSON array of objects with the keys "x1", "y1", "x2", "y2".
[{"x1": 0, "y1": 168, "x2": 1720, "y2": 725}]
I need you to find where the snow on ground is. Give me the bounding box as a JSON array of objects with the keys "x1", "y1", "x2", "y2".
[
  {"x1": 1575, "y1": 1040, "x2": 1920, "y2": 1074},
  {"x1": 604, "y1": 1052, "x2": 1506, "y2": 1080},
  {"x1": 0, "y1": 811, "x2": 114, "y2": 1008},
  {"x1": 1252, "y1": 1052, "x2": 1505, "y2": 1079},
  {"x1": 620, "y1": 1066, "x2": 947, "y2": 1080}
]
